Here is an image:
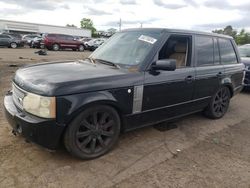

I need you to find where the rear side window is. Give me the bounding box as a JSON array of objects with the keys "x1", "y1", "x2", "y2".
[
  {"x1": 0, "y1": 35, "x2": 10, "y2": 39},
  {"x1": 218, "y1": 38, "x2": 237, "y2": 64},
  {"x1": 196, "y1": 36, "x2": 214, "y2": 66},
  {"x1": 66, "y1": 36, "x2": 74, "y2": 40},
  {"x1": 47, "y1": 34, "x2": 56, "y2": 38}
]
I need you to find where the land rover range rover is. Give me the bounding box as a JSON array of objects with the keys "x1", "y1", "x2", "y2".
[{"x1": 4, "y1": 28, "x2": 244, "y2": 159}]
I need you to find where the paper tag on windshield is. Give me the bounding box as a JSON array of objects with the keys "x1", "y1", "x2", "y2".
[{"x1": 138, "y1": 35, "x2": 157, "y2": 44}]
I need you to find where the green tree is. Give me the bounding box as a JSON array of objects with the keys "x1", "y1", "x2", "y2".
[
  {"x1": 212, "y1": 25, "x2": 237, "y2": 39},
  {"x1": 212, "y1": 25, "x2": 250, "y2": 45},
  {"x1": 80, "y1": 18, "x2": 96, "y2": 37},
  {"x1": 236, "y1": 29, "x2": 250, "y2": 45}
]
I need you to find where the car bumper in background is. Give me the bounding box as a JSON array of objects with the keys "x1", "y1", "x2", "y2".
[
  {"x1": 4, "y1": 91, "x2": 64, "y2": 150},
  {"x1": 244, "y1": 69, "x2": 250, "y2": 87}
]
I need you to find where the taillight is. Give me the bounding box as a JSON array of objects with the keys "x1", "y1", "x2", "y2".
[{"x1": 44, "y1": 37, "x2": 48, "y2": 43}]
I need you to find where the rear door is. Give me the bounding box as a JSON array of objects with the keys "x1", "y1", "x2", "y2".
[
  {"x1": 218, "y1": 38, "x2": 244, "y2": 91},
  {"x1": 0, "y1": 35, "x2": 11, "y2": 46},
  {"x1": 194, "y1": 35, "x2": 224, "y2": 101},
  {"x1": 66, "y1": 35, "x2": 77, "y2": 48}
]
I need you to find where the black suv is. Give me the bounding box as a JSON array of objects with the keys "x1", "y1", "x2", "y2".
[
  {"x1": 4, "y1": 28, "x2": 244, "y2": 159},
  {"x1": 0, "y1": 34, "x2": 24, "y2": 48}
]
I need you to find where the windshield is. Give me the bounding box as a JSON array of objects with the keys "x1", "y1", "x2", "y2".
[
  {"x1": 239, "y1": 46, "x2": 250, "y2": 57},
  {"x1": 90, "y1": 31, "x2": 161, "y2": 66}
]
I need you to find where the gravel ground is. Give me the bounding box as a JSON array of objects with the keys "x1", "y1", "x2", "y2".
[{"x1": 0, "y1": 48, "x2": 250, "y2": 188}]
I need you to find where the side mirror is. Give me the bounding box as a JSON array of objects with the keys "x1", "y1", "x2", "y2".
[{"x1": 151, "y1": 59, "x2": 176, "y2": 71}]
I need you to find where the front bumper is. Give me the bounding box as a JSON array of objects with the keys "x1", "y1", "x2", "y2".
[
  {"x1": 4, "y1": 92, "x2": 64, "y2": 149},
  {"x1": 244, "y1": 69, "x2": 250, "y2": 87}
]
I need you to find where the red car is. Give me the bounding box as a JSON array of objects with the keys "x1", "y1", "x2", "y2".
[{"x1": 41, "y1": 33, "x2": 85, "y2": 51}]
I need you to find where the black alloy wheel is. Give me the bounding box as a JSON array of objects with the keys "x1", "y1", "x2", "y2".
[
  {"x1": 64, "y1": 105, "x2": 120, "y2": 159},
  {"x1": 204, "y1": 87, "x2": 231, "y2": 119}
]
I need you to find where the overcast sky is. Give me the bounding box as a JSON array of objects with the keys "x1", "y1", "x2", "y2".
[{"x1": 0, "y1": 0, "x2": 250, "y2": 31}]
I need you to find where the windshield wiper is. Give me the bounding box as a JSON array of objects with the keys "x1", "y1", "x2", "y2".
[
  {"x1": 85, "y1": 57, "x2": 96, "y2": 64},
  {"x1": 95, "y1": 59, "x2": 120, "y2": 69}
]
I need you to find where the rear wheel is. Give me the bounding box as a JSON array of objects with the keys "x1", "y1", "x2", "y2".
[
  {"x1": 78, "y1": 45, "x2": 84, "y2": 52},
  {"x1": 52, "y1": 43, "x2": 60, "y2": 51},
  {"x1": 10, "y1": 42, "x2": 17, "y2": 49},
  {"x1": 64, "y1": 105, "x2": 120, "y2": 159},
  {"x1": 204, "y1": 87, "x2": 231, "y2": 119}
]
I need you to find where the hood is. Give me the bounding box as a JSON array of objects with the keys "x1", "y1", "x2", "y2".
[{"x1": 13, "y1": 60, "x2": 143, "y2": 96}]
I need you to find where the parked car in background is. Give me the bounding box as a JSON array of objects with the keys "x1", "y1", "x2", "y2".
[
  {"x1": 1, "y1": 32, "x2": 22, "y2": 40},
  {"x1": 0, "y1": 34, "x2": 24, "y2": 48},
  {"x1": 4, "y1": 28, "x2": 244, "y2": 160},
  {"x1": 78, "y1": 37, "x2": 92, "y2": 49},
  {"x1": 85, "y1": 38, "x2": 107, "y2": 51},
  {"x1": 41, "y1": 33, "x2": 85, "y2": 51},
  {"x1": 30, "y1": 36, "x2": 43, "y2": 48},
  {"x1": 22, "y1": 34, "x2": 41, "y2": 46},
  {"x1": 238, "y1": 44, "x2": 250, "y2": 88}
]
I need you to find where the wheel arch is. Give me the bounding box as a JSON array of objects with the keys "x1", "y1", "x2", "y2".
[
  {"x1": 221, "y1": 77, "x2": 234, "y2": 97},
  {"x1": 59, "y1": 99, "x2": 124, "y2": 146},
  {"x1": 58, "y1": 92, "x2": 125, "y2": 132}
]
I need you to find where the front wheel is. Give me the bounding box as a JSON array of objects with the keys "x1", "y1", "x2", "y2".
[
  {"x1": 204, "y1": 87, "x2": 231, "y2": 119},
  {"x1": 10, "y1": 42, "x2": 17, "y2": 49},
  {"x1": 64, "y1": 105, "x2": 120, "y2": 159},
  {"x1": 78, "y1": 45, "x2": 84, "y2": 52}
]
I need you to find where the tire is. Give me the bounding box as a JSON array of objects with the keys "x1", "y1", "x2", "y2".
[
  {"x1": 10, "y1": 42, "x2": 17, "y2": 49},
  {"x1": 64, "y1": 105, "x2": 120, "y2": 159},
  {"x1": 52, "y1": 43, "x2": 60, "y2": 51},
  {"x1": 78, "y1": 45, "x2": 84, "y2": 52},
  {"x1": 204, "y1": 87, "x2": 231, "y2": 119}
]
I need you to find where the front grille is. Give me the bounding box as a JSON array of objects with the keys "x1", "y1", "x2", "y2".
[{"x1": 12, "y1": 83, "x2": 26, "y2": 110}]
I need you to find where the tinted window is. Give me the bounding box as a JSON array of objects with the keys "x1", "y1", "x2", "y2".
[
  {"x1": 0, "y1": 35, "x2": 10, "y2": 39},
  {"x1": 219, "y1": 39, "x2": 237, "y2": 64},
  {"x1": 48, "y1": 34, "x2": 57, "y2": 38},
  {"x1": 66, "y1": 36, "x2": 74, "y2": 40},
  {"x1": 196, "y1": 36, "x2": 214, "y2": 66}
]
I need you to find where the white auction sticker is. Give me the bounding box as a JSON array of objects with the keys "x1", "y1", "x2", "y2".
[{"x1": 138, "y1": 35, "x2": 157, "y2": 44}]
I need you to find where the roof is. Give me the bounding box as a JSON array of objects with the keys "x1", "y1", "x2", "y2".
[
  {"x1": 122, "y1": 28, "x2": 233, "y2": 39},
  {"x1": 0, "y1": 19, "x2": 88, "y2": 32}
]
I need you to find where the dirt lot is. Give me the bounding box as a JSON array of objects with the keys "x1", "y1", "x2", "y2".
[{"x1": 1, "y1": 48, "x2": 250, "y2": 188}]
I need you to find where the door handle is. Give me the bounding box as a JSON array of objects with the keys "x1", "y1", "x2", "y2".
[{"x1": 185, "y1": 75, "x2": 194, "y2": 82}]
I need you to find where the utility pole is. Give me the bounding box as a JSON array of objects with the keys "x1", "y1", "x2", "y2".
[{"x1": 118, "y1": 18, "x2": 122, "y2": 31}]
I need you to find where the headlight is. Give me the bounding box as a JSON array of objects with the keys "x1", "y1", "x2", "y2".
[{"x1": 23, "y1": 93, "x2": 56, "y2": 118}]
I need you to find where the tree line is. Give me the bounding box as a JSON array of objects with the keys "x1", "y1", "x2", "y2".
[
  {"x1": 213, "y1": 25, "x2": 250, "y2": 45},
  {"x1": 67, "y1": 18, "x2": 116, "y2": 37},
  {"x1": 68, "y1": 19, "x2": 250, "y2": 45}
]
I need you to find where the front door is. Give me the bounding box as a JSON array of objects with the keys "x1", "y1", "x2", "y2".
[{"x1": 142, "y1": 34, "x2": 195, "y2": 124}]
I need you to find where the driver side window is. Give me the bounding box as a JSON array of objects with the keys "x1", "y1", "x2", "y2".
[{"x1": 158, "y1": 35, "x2": 192, "y2": 68}]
